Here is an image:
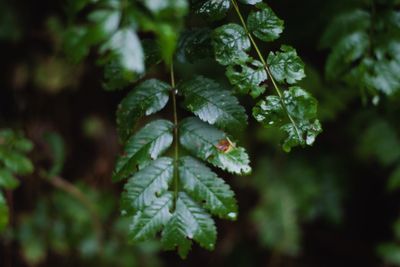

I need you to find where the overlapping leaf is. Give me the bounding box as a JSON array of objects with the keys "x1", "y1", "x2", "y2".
[
  {"x1": 247, "y1": 3, "x2": 284, "y2": 42},
  {"x1": 161, "y1": 192, "x2": 216, "y2": 258},
  {"x1": 113, "y1": 120, "x2": 174, "y2": 181},
  {"x1": 116, "y1": 79, "x2": 171, "y2": 141},
  {"x1": 129, "y1": 192, "x2": 173, "y2": 241},
  {"x1": 179, "y1": 156, "x2": 237, "y2": 219},
  {"x1": 212, "y1": 23, "x2": 251, "y2": 65},
  {"x1": 101, "y1": 28, "x2": 145, "y2": 75},
  {"x1": 179, "y1": 76, "x2": 247, "y2": 133},
  {"x1": 226, "y1": 58, "x2": 268, "y2": 98},
  {"x1": 267, "y1": 45, "x2": 305, "y2": 84},
  {"x1": 122, "y1": 157, "x2": 174, "y2": 213},
  {"x1": 179, "y1": 117, "x2": 251, "y2": 174},
  {"x1": 253, "y1": 87, "x2": 322, "y2": 152}
]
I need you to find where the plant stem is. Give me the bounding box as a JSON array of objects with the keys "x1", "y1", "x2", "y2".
[
  {"x1": 170, "y1": 61, "x2": 179, "y2": 204},
  {"x1": 230, "y1": 0, "x2": 302, "y2": 140}
]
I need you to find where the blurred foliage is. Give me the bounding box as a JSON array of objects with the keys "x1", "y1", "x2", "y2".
[
  {"x1": 0, "y1": 129, "x2": 33, "y2": 232},
  {"x1": 249, "y1": 156, "x2": 343, "y2": 256},
  {"x1": 1, "y1": 0, "x2": 400, "y2": 265},
  {"x1": 14, "y1": 183, "x2": 163, "y2": 267}
]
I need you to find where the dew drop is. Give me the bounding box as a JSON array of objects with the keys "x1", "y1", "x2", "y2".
[{"x1": 268, "y1": 121, "x2": 274, "y2": 125}]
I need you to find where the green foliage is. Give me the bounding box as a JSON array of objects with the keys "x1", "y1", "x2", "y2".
[
  {"x1": 179, "y1": 76, "x2": 248, "y2": 133},
  {"x1": 226, "y1": 58, "x2": 267, "y2": 97},
  {"x1": 15, "y1": 183, "x2": 162, "y2": 267},
  {"x1": 268, "y1": 45, "x2": 306, "y2": 85},
  {"x1": 213, "y1": 23, "x2": 251, "y2": 66},
  {"x1": 247, "y1": 3, "x2": 284, "y2": 42},
  {"x1": 209, "y1": 0, "x2": 321, "y2": 151},
  {"x1": 116, "y1": 79, "x2": 171, "y2": 142},
  {"x1": 194, "y1": 0, "x2": 231, "y2": 20},
  {"x1": 0, "y1": 129, "x2": 33, "y2": 232},
  {"x1": 61, "y1": 0, "x2": 322, "y2": 258},
  {"x1": 62, "y1": 0, "x2": 187, "y2": 90},
  {"x1": 253, "y1": 87, "x2": 321, "y2": 152},
  {"x1": 249, "y1": 157, "x2": 343, "y2": 255},
  {"x1": 180, "y1": 117, "x2": 251, "y2": 175},
  {"x1": 114, "y1": 120, "x2": 174, "y2": 181},
  {"x1": 322, "y1": 3, "x2": 400, "y2": 97}
]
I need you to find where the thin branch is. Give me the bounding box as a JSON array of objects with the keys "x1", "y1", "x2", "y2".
[{"x1": 170, "y1": 61, "x2": 180, "y2": 206}]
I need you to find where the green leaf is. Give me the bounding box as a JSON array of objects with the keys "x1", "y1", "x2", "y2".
[
  {"x1": 253, "y1": 87, "x2": 321, "y2": 152},
  {"x1": 194, "y1": 0, "x2": 231, "y2": 21},
  {"x1": 122, "y1": 157, "x2": 174, "y2": 213},
  {"x1": 0, "y1": 192, "x2": 8, "y2": 232},
  {"x1": 117, "y1": 79, "x2": 171, "y2": 141},
  {"x1": 226, "y1": 58, "x2": 267, "y2": 98},
  {"x1": 363, "y1": 58, "x2": 400, "y2": 96},
  {"x1": 320, "y1": 9, "x2": 370, "y2": 49},
  {"x1": 179, "y1": 156, "x2": 237, "y2": 219},
  {"x1": 87, "y1": 9, "x2": 121, "y2": 40},
  {"x1": 281, "y1": 120, "x2": 322, "y2": 153},
  {"x1": 179, "y1": 76, "x2": 248, "y2": 133},
  {"x1": 267, "y1": 45, "x2": 305, "y2": 84},
  {"x1": 326, "y1": 32, "x2": 369, "y2": 80},
  {"x1": 177, "y1": 28, "x2": 213, "y2": 63},
  {"x1": 213, "y1": 23, "x2": 251, "y2": 66},
  {"x1": 129, "y1": 192, "x2": 173, "y2": 241},
  {"x1": 179, "y1": 117, "x2": 251, "y2": 175},
  {"x1": 100, "y1": 28, "x2": 145, "y2": 75},
  {"x1": 114, "y1": 120, "x2": 174, "y2": 181},
  {"x1": 0, "y1": 168, "x2": 19, "y2": 189},
  {"x1": 161, "y1": 192, "x2": 216, "y2": 258},
  {"x1": 103, "y1": 39, "x2": 162, "y2": 91},
  {"x1": 247, "y1": 3, "x2": 284, "y2": 42},
  {"x1": 0, "y1": 148, "x2": 33, "y2": 175}
]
